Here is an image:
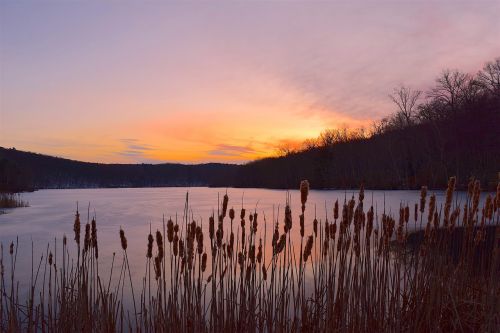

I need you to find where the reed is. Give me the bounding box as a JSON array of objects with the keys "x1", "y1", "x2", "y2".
[{"x1": 0, "y1": 177, "x2": 499, "y2": 332}]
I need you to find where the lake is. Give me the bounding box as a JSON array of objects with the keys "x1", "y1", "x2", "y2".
[{"x1": 0, "y1": 187, "x2": 491, "y2": 306}]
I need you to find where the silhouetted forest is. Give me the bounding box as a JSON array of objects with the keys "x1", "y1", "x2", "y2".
[{"x1": 1, "y1": 58, "x2": 499, "y2": 191}]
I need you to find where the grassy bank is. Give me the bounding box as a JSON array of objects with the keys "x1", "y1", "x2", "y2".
[
  {"x1": 0, "y1": 192, "x2": 28, "y2": 209},
  {"x1": 0, "y1": 177, "x2": 499, "y2": 332}
]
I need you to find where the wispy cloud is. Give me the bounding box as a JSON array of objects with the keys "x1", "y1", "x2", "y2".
[
  {"x1": 116, "y1": 139, "x2": 157, "y2": 161},
  {"x1": 208, "y1": 144, "x2": 257, "y2": 158}
]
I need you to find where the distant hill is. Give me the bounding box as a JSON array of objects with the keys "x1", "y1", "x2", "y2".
[{"x1": 0, "y1": 148, "x2": 240, "y2": 191}]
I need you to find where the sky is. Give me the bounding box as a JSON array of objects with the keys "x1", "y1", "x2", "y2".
[{"x1": 1, "y1": 1, "x2": 499, "y2": 164}]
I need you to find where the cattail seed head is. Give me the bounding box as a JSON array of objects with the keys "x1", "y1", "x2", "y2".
[
  {"x1": 147, "y1": 233, "x2": 153, "y2": 259},
  {"x1": 167, "y1": 219, "x2": 174, "y2": 243},
  {"x1": 209, "y1": 215, "x2": 215, "y2": 240},
  {"x1": 334, "y1": 200, "x2": 339, "y2": 220},
  {"x1": 74, "y1": 209, "x2": 81, "y2": 245},
  {"x1": 420, "y1": 186, "x2": 427, "y2": 213},
  {"x1": 303, "y1": 235, "x2": 313, "y2": 262},
  {"x1": 156, "y1": 230, "x2": 164, "y2": 261},
  {"x1": 48, "y1": 252, "x2": 53, "y2": 266},
  {"x1": 300, "y1": 180, "x2": 310, "y2": 212},
  {"x1": 229, "y1": 208, "x2": 235, "y2": 221},
  {"x1": 201, "y1": 253, "x2": 207, "y2": 272},
  {"x1": 359, "y1": 183, "x2": 365, "y2": 202},
  {"x1": 119, "y1": 228, "x2": 127, "y2": 250},
  {"x1": 222, "y1": 193, "x2": 229, "y2": 218},
  {"x1": 313, "y1": 218, "x2": 318, "y2": 237}
]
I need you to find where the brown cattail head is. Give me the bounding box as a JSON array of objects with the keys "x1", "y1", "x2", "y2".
[
  {"x1": 156, "y1": 230, "x2": 164, "y2": 261},
  {"x1": 229, "y1": 208, "x2": 235, "y2": 221},
  {"x1": 84, "y1": 223, "x2": 91, "y2": 252},
  {"x1": 284, "y1": 204, "x2": 292, "y2": 233},
  {"x1": 91, "y1": 217, "x2": 97, "y2": 250},
  {"x1": 300, "y1": 180, "x2": 310, "y2": 212},
  {"x1": 303, "y1": 235, "x2": 314, "y2": 262},
  {"x1": 404, "y1": 206, "x2": 409, "y2": 224},
  {"x1": 9, "y1": 242, "x2": 14, "y2": 255},
  {"x1": 420, "y1": 186, "x2": 427, "y2": 213},
  {"x1": 252, "y1": 212, "x2": 258, "y2": 233},
  {"x1": 119, "y1": 228, "x2": 127, "y2": 250},
  {"x1": 299, "y1": 214, "x2": 305, "y2": 237},
  {"x1": 359, "y1": 183, "x2": 365, "y2": 202},
  {"x1": 74, "y1": 209, "x2": 81, "y2": 245},
  {"x1": 313, "y1": 218, "x2": 318, "y2": 237},
  {"x1": 147, "y1": 233, "x2": 153, "y2": 258},
  {"x1": 48, "y1": 252, "x2": 53, "y2": 266},
  {"x1": 173, "y1": 234, "x2": 179, "y2": 256},
  {"x1": 154, "y1": 256, "x2": 161, "y2": 280},
  {"x1": 209, "y1": 215, "x2": 215, "y2": 240},
  {"x1": 167, "y1": 219, "x2": 174, "y2": 243},
  {"x1": 257, "y1": 238, "x2": 263, "y2": 263},
  {"x1": 222, "y1": 193, "x2": 229, "y2": 218},
  {"x1": 485, "y1": 194, "x2": 493, "y2": 220},
  {"x1": 262, "y1": 264, "x2": 267, "y2": 280},
  {"x1": 240, "y1": 208, "x2": 246, "y2": 220},
  {"x1": 428, "y1": 194, "x2": 436, "y2": 224},
  {"x1": 334, "y1": 200, "x2": 339, "y2": 220},
  {"x1": 414, "y1": 203, "x2": 418, "y2": 222},
  {"x1": 201, "y1": 253, "x2": 207, "y2": 272}
]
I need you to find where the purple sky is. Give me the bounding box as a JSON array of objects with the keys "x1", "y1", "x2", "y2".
[{"x1": 1, "y1": 1, "x2": 499, "y2": 163}]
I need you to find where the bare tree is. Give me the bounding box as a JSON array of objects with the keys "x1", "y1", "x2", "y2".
[
  {"x1": 427, "y1": 70, "x2": 470, "y2": 115},
  {"x1": 477, "y1": 57, "x2": 500, "y2": 95},
  {"x1": 389, "y1": 86, "x2": 422, "y2": 127}
]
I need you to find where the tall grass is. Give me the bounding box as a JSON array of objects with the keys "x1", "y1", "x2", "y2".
[
  {"x1": 1, "y1": 177, "x2": 499, "y2": 332},
  {"x1": 0, "y1": 193, "x2": 28, "y2": 209}
]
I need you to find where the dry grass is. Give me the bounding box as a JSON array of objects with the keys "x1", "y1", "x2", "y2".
[
  {"x1": 0, "y1": 193, "x2": 28, "y2": 209},
  {"x1": 1, "y1": 177, "x2": 499, "y2": 332}
]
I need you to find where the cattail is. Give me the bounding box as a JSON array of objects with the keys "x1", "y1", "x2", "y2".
[
  {"x1": 404, "y1": 206, "x2": 409, "y2": 224},
  {"x1": 323, "y1": 239, "x2": 329, "y2": 257},
  {"x1": 485, "y1": 194, "x2": 493, "y2": 220},
  {"x1": 495, "y1": 182, "x2": 500, "y2": 211},
  {"x1": 84, "y1": 223, "x2": 91, "y2": 252},
  {"x1": 222, "y1": 193, "x2": 229, "y2": 218},
  {"x1": 257, "y1": 239, "x2": 263, "y2": 263},
  {"x1": 427, "y1": 194, "x2": 436, "y2": 224},
  {"x1": 303, "y1": 235, "x2": 313, "y2": 262},
  {"x1": 179, "y1": 240, "x2": 185, "y2": 258},
  {"x1": 252, "y1": 212, "x2": 258, "y2": 233},
  {"x1": 48, "y1": 252, "x2": 53, "y2": 266},
  {"x1": 284, "y1": 204, "x2": 292, "y2": 233},
  {"x1": 147, "y1": 233, "x2": 153, "y2": 258},
  {"x1": 334, "y1": 200, "x2": 339, "y2": 220},
  {"x1": 300, "y1": 214, "x2": 305, "y2": 237},
  {"x1": 74, "y1": 209, "x2": 81, "y2": 245},
  {"x1": 300, "y1": 180, "x2": 310, "y2": 212},
  {"x1": 272, "y1": 225, "x2": 279, "y2": 248},
  {"x1": 167, "y1": 219, "x2": 174, "y2": 243},
  {"x1": 119, "y1": 228, "x2": 127, "y2": 250},
  {"x1": 240, "y1": 208, "x2": 246, "y2": 220},
  {"x1": 229, "y1": 208, "x2": 235, "y2": 221},
  {"x1": 444, "y1": 177, "x2": 456, "y2": 225},
  {"x1": 249, "y1": 245, "x2": 255, "y2": 264},
  {"x1": 420, "y1": 186, "x2": 427, "y2": 213},
  {"x1": 9, "y1": 242, "x2": 14, "y2": 255},
  {"x1": 313, "y1": 218, "x2": 318, "y2": 237},
  {"x1": 201, "y1": 253, "x2": 207, "y2": 272},
  {"x1": 414, "y1": 203, "x2": 418, "y2": 222},
  {"x1": 262, "y1": 264, "x2": 267, "y2": 280},
  {"x1": 209, "y1": 215, "x2": 215, "y2": 240},
  {"x1": 154, "y1": 256, "x2": 161, "y2": 280},
  {"x1": 63, "y1": 234, "x2": 67, "y2": 246},
  {"x1": 330, "y1": 222, "x2": 337, "y2": 240},
  {"x1": 174, "y1": 223, "x2": 179, "y2": 234},
  {"x1": 275, "y1": 234, "x2": 286, "y2": 255},
  {"x1": 173, "y1": 234, "x2": 179, "y2": 256},
  {"x1": 91, "y1": 218, "x2": 98, "y2": 258},
  {"x1": 197, "y1": 231, "x2": 204, "y2": 255},
  {"x1": 359, "y1": 183, "x2": 365, "y2": 202},
  {"x1": 156, "y1": 230, "x2": 164, "y2": 261}
]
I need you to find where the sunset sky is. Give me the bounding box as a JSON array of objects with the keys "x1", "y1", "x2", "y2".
[{"x1": 1, "y1": 1, "x2": 499, "y2": 164}]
